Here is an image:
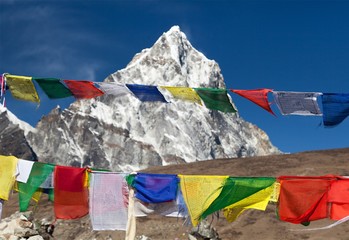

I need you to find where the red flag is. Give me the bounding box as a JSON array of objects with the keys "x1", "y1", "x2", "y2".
[
  {"x1": 328, "y1": 179, "x2": 349, "y2": 220},
  {"x1": 278, "y1": 176, "x2": 335, "y2": 224},
  {"x1": 231, "y1": 89, "x2": 275, "y2": 116},
  {"x1": 54, "y1": 166, "x2": 89, "y2": 219},
  {"x1": 63, "y1": 80, "x2": 104, "y2": 99}
]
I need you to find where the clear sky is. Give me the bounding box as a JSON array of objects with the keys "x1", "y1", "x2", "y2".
[{"x1": 1, "y1": 0, "x2": 349, "y2": 154}]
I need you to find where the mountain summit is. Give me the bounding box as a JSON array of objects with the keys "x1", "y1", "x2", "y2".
[{"x1": 24, "y1": 26, "x2": 279, "y2": 171}]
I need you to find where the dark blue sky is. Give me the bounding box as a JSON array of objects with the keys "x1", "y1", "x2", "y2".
[{"x1": 1, "y1": 0, "x2": 349, "y2": 153}]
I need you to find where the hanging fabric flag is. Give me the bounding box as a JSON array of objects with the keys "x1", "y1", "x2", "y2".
[
  {"x1": 272, "y1": 91, "x2": 322, "y2": 116},
  {"x1": 34, "y1": 78, "x2": 73, "y2": 99},
  {"x1": 328, "y1": 178, "x2": 349, "y2": 220},
  {"x1": 54, "y1": 166, "x2": 88, "y2": 219},
  {"x1": 16, "y1": 159, "x2": 35, "y2": 183},
  {"x1": 5, "y1": 74, "x2": 40, "y2": 102},
  {"x1": 277, "y1": 176, "x2": 335, "y2": 224},
  {"x1": 125, "y1": 188, "x2": 136, "y2": 240},
  {"x1": 161, "y1": 86, "x2": 202, "y2": 105},
  {"x1": 0, "y1": 199, "x2": 3, "y2": 220},
  {"x1": 0, "y1": 75, "x2": 5, "y2": 105},
  {"x1": 179, "y1": 175, "x2": 229, "y2": 226},
  {"x1": 0, "y1": 155, "x2": 18, "y2": 200},
  {"x1": 132, "y1": 173, "x2": 178, "y2": 203},
  {"x1": 201, "y1": 177, "x2": 275, "y2": 221},
  {"x1": 194, "y1": 88, "x2": 237, "y2": 113},
  {"x1": 126, "y1": 84, "x2": 168, "y2": 102},
  {"x1": 89, "y1": 172, "x2": 128, "y2": 231},
  {"x1": 63, "y1": 80, "x2": 104, "y2": 99},
  {"x1": 321, "y1": 93, "x2": 349, "y2": 127},
  {"x1": 17, "y1": 162, "x2": 55, "y2": 211},
  {"x1": 96, "y1": 82, "x2": 131, "y2": 97},
  {"x1": 231, "y1": 89, "x2": 275, "y2": 115}
]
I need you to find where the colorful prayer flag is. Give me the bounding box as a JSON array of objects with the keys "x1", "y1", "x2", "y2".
[
  {"x1": 0, "y1": 155, "x2": 18, "y2": 200},
  {"x1": 328, "y1": 178, "x2": 349, "y2": 220},
  {"x1": 16, "y1": 159, "x2": 34, "y2": 183},
  {"x1": 17, "y1": 162, "x2": 55, "y2": 211},
  {"x1": 272, "y1": 91, "x2": 322, "y2": 116},
  {"x1": 201, "y1": 177, "x2": 275, "y2": 221},
  {"x1": 89, "y1": 172, "x2": 128, "y2": 231},
  {"x1": 96, "y1": 82, "x2": 131, "y2": 97},
  {"x1": 54, "y1": 166, "x2": 89, "y2": 219},
  {"x1": 126, "y1": 84, "x2": 168, "y2": 102},
  {"x1": 34, "y1": 78, "x2": 73, "y2": 99},
  {"x1": 63, "y1": 80, "x2": 104, "y2": 99},
  {"x1": 194, "y1": 88, "x2": 237, "y2": 113},
  {"x1": 5, "y1": 74, "x2": 40, "y2": 102},
  {"x1": 231, "y1": 89, "x2": 275, "y2": 115},
  {"x1": 133, "y1": 173, "x2": 178, "y2": 203},
  {"x1": 179, "y1": 175, "x2": 229, "y2": 226},
  {"x1": 321, "y1": 93, "x2": 349, "y2": 127},
  {"x1": 161, "y1": 86, "x2": 202, "y2": 105}
]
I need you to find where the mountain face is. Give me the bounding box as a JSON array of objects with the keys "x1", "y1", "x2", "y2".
[{"x1": 3, "y1": 26, "x2": 280, "y2": 171}]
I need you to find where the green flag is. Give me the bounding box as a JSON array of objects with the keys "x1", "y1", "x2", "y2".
[
  {"x1": 194, "y1": 88, "x2": 237, "y2": 113},
  {"x1": 17, "y1": 162, "x2": 55, "y2": 211},
  {"x1": 201, "y1": 177, "x2": 275, "y2": 220},
  {"x1": 34, "y1": 77, "x2": 73, "y2": 99}
]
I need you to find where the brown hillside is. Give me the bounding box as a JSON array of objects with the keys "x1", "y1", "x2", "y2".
[{"x1": 3, "y1": 148, "x2": 349, "y2": 240}]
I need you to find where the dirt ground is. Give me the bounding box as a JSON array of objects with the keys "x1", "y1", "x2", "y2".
[{"x1": 3, "y1": 147, "x2": 349, "y2": 240}]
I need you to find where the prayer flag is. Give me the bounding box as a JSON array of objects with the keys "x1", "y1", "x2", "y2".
[
  {"x1": 321, "y1": 93, "x2": 349, "y2": 127},
  {"x1": 0, "y1": 155, "x2": 18, "y2": 200},
  {"x1": 16, "y1": 159, "x2": 34, "y2": 183},
  {"x1": 231, "y1": 89, "x2": 275, "y2": 115},
  {"x1": 161, "y1": 86, "x2": 202, "y2": 105},
  {"x1": 126, "y1": 84, "x2": 168, "y2": 102},
  {"x1": 272, "y1": 91, "x2": 322, "y2": 116},
  {"x1": 63, "y1": 80, "x2": 104, "y2": 99},
  {"x1": 34, "y1": 78, "x2": 73, "y2": 99},
  {"x1": 277, "y1": 176, "x2": 334, "y2": 224},
  {"x1": 5, "y1": 74, "x2": 40, "y2": 102},
  {"x1": 194, "y1": 88, "x2": 237, "y2": 113},
  {"x1": 179, "y1": 175, "x2": 229, "y2": 226},
  {"x1": 54, "y1": 166, "x2": 89, "y2": 219},
  {"x1": 96, "y1": 82, "x2": 130, "y2": 97},
  {"x1": 133, "y1": 173, "x2": 178, "y2": 203},
  {"x1": 89, "y1": 172, "x2": 128, "y2": 231},
  {"x1": 17, "y1": 162, "x2": 55, "y2": 211},
  {"x1": 328, "y1": 178, "x2": 349, "y2": 220},
  {"x1": 201, "y1": 177, "x2": 275, "y2": 221}
]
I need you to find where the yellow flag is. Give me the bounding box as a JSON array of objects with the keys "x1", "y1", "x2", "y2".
[
  {"x1": 223, "y1": 183, "x2": 275, "y2": 222},
  {"x1": 161, "y1": 86, "x2": 202, "y2": 105},
  {"x1": 0, "y1": 155, "x2": 18, "y2": 200},
  {"x1": 179, "y1": 175, "x2": 228, "y2": 226},
  {"x1": 5, "y1": 74, "x2": 40, "y2": 102}
]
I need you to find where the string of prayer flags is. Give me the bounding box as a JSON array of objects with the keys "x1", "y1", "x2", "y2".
[
  {"x1": 201, "y1": 177, "x2": 275, "y2": 221},
  {"x1": 89, "y1": 172, "x2": 128, "y2": 231},
  {"x1": 126, "y1": 84, "x2": 168, "y2": 102},
  {"x1": 5, "y1": 74, "x2": 40, "y2": 102},
  {"x1": 272, "y1": 91, "x2": 322, "y2": 116},
  {"x1": 63, "y1": 80, "x2": 104, "y2": 99},
  {"x1": 321, "y1": 93, "x2": 349, "y2": 127},
  {"x1": 34, "y1": 78, "x2": 73, "y2": 99},
  {"x1": 277, "y1": 176, "x2": 334, "y2": 224},
  {"x1": 231, "y1": 89, "x2": 275, "y2": 115},
  {"x1": 132, "y1": 173, "x2": 179, "y2": 203},
  {"x1": 54, "y1": 166, "x2": 89, "y2": 219},
  {"x1": 179, "y1": 175, "x2": 229, "y2": 226},
  {"x1": 96, "y1": 82, "x2": 130, "y2": 97},
  {"x1": 194, "y1": 88, "x2": 237, "y2": 113},
  {"x1": 16, "y1": 159, "x2": 35, "y2": 183},
  {"x1": 17, "y1": 162, "x2": 55, "y2": 211},
  {"x1": 0, "y1": 155, "x2": 18, "y2": 200},
  {"x1": 161, "y1": 86, "x2": 202, "y2": 105}
]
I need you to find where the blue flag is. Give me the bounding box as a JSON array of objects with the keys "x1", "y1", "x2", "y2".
[
  {"x1": 133, "y1": 173, "x2": 178, "y2": 203},
  {"x1": 126, "y1": 84, "x2": 168, "y2": 102},
  {"x1": 322, "y1": 93, "x2": 349, "y2": 127}
]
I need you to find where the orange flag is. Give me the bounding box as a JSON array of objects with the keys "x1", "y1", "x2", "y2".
[
  {"x1": 231, "y1": 89, "x2": 275, "y2": 115},
  {"x1": 54, "y1": 166, "x2": 89, "y2": 219}
]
